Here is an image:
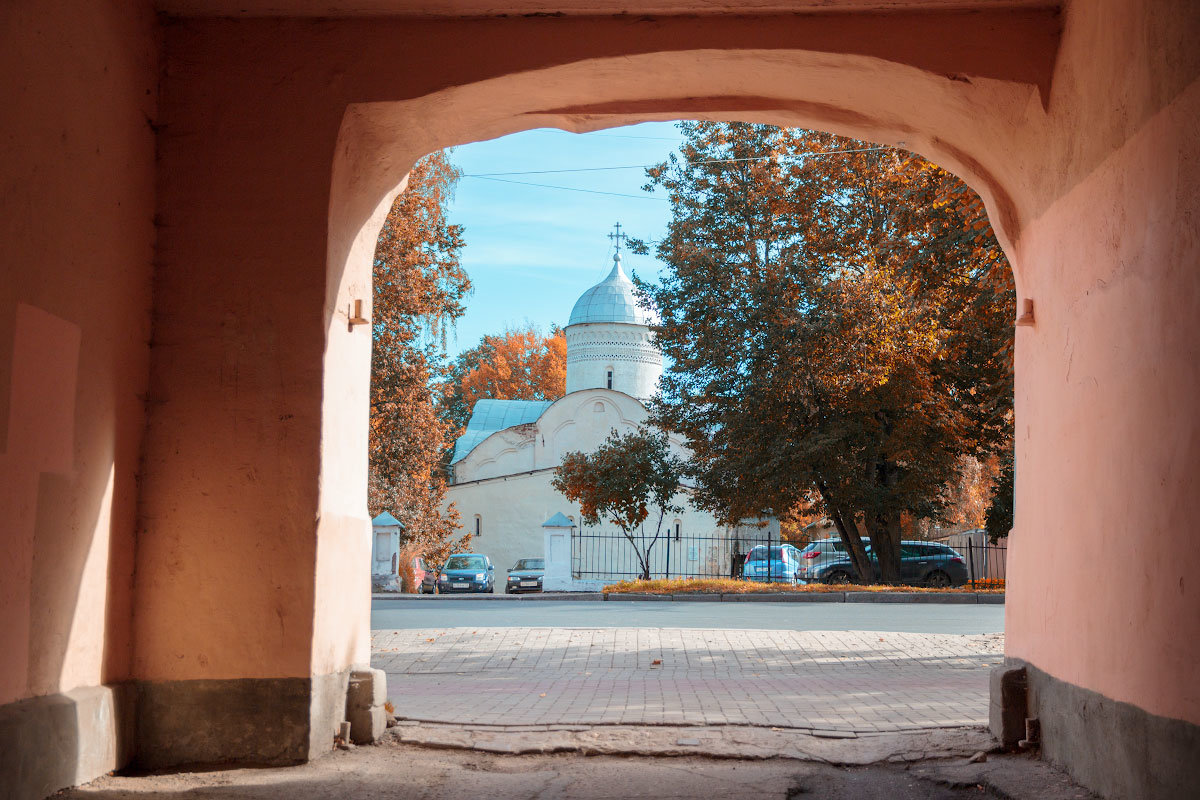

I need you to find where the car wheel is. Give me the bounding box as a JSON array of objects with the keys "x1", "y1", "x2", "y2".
[
  {"x1": 827, "y1": 570, "x2": 852, "y2": 585},
  {"x1": 927, "y1": 570, "x2": 952, "y2": 588}
]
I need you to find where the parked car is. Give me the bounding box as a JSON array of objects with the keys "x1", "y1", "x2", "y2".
[
  {"x1": 742, "y1": 544, "x2": 804, "y2": 584},
  {"x1": 415, "y1": 556, "x2": 437, "y2": 594},
  {"x1": 436, "y1": 553, "x2": 495, "y2": 593},
  {"x1": 795, "y1": 538, "x2": 854, "y2": 584},
  {"x1": 505, "y1": 558, "x2": 545, "y2": 594},
  {"x1": 804, "y1": 540, "x2": 969, "y2": 587}
]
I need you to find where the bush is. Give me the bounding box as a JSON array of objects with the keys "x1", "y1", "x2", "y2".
[{"x1": 397, "y1": 543, "x2": 423, "y2": 594}]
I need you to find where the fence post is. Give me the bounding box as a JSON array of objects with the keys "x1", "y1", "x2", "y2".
[{"x1": 968, "y1": 538, "x2": 976, "y2": 590}]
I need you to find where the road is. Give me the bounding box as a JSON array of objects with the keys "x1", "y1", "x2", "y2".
[{"x1": 371, "y1": 595, "x2": 1005, "y2": 634}]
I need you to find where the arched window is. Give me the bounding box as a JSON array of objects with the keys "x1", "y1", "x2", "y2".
[
  {"x1": 674, "y1": 519, "x2": 682, "y2": 541},
  {"x1": 605, "y1": 367, "x2": 614, "y2": 390},
  {"x1": 474, "y1": 514, "x2": 482, "y2": 538}
]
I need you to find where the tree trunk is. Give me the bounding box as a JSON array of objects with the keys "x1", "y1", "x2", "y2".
[
  {"x1": 818, "y1": 482, "x2": 873, "y2": 582},
  {"x1": 866, "y1": 513, "x2": 903, "y2": 584}
]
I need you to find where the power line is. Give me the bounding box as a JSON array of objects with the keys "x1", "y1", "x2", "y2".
[
  {"x1": 464, "y1": 175, "x2": 666, "y2": 201},
  {"x1": 588, "y1": 133, "x2": 683, "y2": 142},
  {"x1": 462, "y1": 146, "x2": 891, "y2": 178}
]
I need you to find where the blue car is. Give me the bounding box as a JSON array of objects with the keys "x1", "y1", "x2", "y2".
[
  {"x1": 436, "y1": 553, "x2": 495, "y2": 594},
  {"x1": 742, "y1": 545, "x2": 804, "y2": 585}
]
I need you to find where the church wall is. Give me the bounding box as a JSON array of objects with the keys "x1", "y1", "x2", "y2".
[
  {"x1": 565, "y1": 322, "x2": 663, "y2": 399},
  {"x1": 453, "y1": 390, "x2": 649, "y2": 483},
  {"x1": 444, "y1": 470, "x2": 741, "y2": 585}
]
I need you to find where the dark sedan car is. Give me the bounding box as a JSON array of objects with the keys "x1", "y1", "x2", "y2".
[
  {"x1": 804, "y1": 540, "x2": 969, "y2": 587},
  {"x1": 435, "y1": 553, "x2": 495, "y2": 594},
  {"x1": 504, "y1": 558, "x2": 545, "y2": 594}
]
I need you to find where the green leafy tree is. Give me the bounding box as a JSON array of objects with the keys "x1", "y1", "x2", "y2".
[
  {"x1": 633, "y1": 122, "x2": 1014, "y2": 583},
  {"x1": 551, "y1": 429, "x2": 684, "y2": 580}
]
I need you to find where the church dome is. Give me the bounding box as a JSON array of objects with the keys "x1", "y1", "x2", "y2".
[{"x1": 567, "y1": 253, "x2": 659, "y2": 327}]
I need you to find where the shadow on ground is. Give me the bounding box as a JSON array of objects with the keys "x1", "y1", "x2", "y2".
[{"x1": 63, "y1": 739, "x2": 1096, "y2": 800}]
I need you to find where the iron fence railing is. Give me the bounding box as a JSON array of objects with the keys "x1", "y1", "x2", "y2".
[
  {"x1": 571, "y1": 528, "x2": 778, "y2": 581},
  {"x1": 570, "y1": 528, "x2": 1008, "y2": 589}
]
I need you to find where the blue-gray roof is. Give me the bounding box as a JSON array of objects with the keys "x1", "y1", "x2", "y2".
[
  {"x1": 543, "y1": 512, "x2": 575, "y2": 528},
  {"x1": 451, "y1": 399, "x2": 554, "y2": 464},
  {"x1": 371, "y1": 511, "x2": 402, "y2": 528},
  {"x1": 567, "y1": 254, "x2": 658, "y2": 327}
]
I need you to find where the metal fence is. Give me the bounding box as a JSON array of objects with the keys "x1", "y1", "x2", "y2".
[
  {"x1": 929, "y1": 530, "x2": 1008, "y2": 585},
  {"x1": 571, "y1": 527, "x2": 1008, "y2": 588},
  {"x1": 571, "y1": 528, "x2": 779, "y2": 581}
]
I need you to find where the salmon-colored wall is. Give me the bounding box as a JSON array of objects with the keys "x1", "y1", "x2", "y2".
[
  {"x1": 144, "y1": 4, "x2": 1198, "y2": 725},
  {"x1": 4, "y1": 0, "x2": 1192, "y2": 743},
  {"x1": 1005, "y1": 0, "x2": 1200, "y2": 724},
  {"x1": 148, "y1": 8, "x2": 1055, "y2": 685},
  {"x1": 0, "y1": 0, "x2": 158, "y2": 706}
]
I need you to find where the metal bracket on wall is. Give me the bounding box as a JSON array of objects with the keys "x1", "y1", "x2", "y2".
[{"x1": 348, "y1": 299, "x2": 369, "y2": 330}]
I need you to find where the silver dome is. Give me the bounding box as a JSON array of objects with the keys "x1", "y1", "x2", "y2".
[{"x1": 567, "y1": 253, "x2": 659, "y2": 327}]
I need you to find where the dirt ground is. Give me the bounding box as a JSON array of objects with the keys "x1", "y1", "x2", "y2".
[{"x1": 61, "y1": 738, "x2": 1097, "y2": 800}]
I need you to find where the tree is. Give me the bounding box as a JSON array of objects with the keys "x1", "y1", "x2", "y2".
[
  {"x1": 633, "y1": 122, "x2": 1015, "y2": 583},
  {"x1": 370, "y1": 151, "x2": 473, "y2": 564},
  {"x1": 439, "y1": 325, "x2": 567, "y2": 431},
  {"x1": 984, "y1": 446, "x2": 1014, "y2": 544},
  {"x1": 551, "y1": 428, "x2": 684, "y2": 581}
]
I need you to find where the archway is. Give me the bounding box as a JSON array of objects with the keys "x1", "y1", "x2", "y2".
[{"x1": 121, "y1": 6, "x2": 1199, "y2": 799}]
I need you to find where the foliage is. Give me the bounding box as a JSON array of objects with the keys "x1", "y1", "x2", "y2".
[
  {"x1": 601, "y1": 577, "x2": 1004, "y2": 595},
  {"x1": 984, "y1": 445, "x2": 1015, "y2": 543},
  {"x1": 396, "y1": 542, "x2": 423, "y2": 594},
  {"x1": 438, "y1": 325, "x2": 567, "y2": 431},
  {"x1": 634, "y1": 122, "x2": 1015, "y2": 584},
  {"x1": 552, "y1": 428, "x2": 685, "y2": 580},
  {"x1": 370, "y1": 151, "x2": 473, "y2": 564},
  {"x1": 939, "y1": 455, "x2": 1004, "y2": 530}
]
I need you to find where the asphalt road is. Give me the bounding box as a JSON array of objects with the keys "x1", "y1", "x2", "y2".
[{"x1": 370, "y1": 595, "x2": 1004, "y2": 634}]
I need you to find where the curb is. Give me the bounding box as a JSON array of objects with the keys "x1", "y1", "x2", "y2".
[{"x1": 374, "y1": 591, "x2": 1005, "y2": 604}]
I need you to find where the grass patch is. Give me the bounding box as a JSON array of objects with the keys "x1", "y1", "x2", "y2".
[{"x1": 601, "y1": 577, "x2": 1005, "y2": 595}]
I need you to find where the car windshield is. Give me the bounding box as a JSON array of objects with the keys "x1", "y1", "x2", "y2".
[
  {"x1": 513, "y1": 559, "x2": 544, "y2": 570},
  {"x1": 746, "y1": 546, "x2": 786, "y2": 562},
  {"x1": 444, "y1": 556, "x2": 485, "y2": 570}
]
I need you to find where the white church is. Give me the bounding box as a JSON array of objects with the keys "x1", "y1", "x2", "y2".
[{"x1": 443, "y1": 233, "x2": 778, "y2": 583}]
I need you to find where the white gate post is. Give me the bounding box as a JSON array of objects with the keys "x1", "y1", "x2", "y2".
[{"x1": 542, "y1": 512, "x2": 574, "y2": 592}]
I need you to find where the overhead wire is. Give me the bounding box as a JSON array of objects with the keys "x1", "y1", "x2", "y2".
[
  {"x1": 459, "y1": 145, "x2": 893, "y2": 201},
  {"x1": 461, "y1": 146, "x2": 891, "y2": 178},
  {"x1": 466, "y1": 175, "x2": 665, "y2": 201}
]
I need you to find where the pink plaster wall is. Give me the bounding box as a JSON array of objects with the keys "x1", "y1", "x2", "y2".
[
  {"x1": 148, "y1": 8, "x2": 1057, "y2": 686},
  {"x1": 4, "y1": 0, "x2": 1193, "y2": 740},
  {"x1": 0, "y1": 0, "x2": 158, "y2": 706},
  {"x1": 144, "y1": 3, "x2": 1199, "y2": 723},
  {"x1": 1004, "y1": 0, "x2": 1200, "y2": 724}
]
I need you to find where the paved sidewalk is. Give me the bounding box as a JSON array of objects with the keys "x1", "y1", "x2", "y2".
[{"x1": 373, "y1": 627, "x2": 1004, "y2": 734}]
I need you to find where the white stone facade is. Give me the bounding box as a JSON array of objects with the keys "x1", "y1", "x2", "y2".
[
  {"x1": 564, "y1": 321, "x2": 662, "y2": 400},
  {"x1": 447, "y1": 388, "x2": 726, "y2": 576}
]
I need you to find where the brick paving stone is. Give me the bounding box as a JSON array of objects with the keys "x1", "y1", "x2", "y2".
[{"x1": 372, "y1": 628, "x2": 1003, "y2": 734}]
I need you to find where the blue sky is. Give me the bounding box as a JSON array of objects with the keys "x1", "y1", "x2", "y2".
[{"x1": 444, "y1": 122, "x2": 686, "y2": 355}]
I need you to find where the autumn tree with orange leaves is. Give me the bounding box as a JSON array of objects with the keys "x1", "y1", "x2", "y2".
[
  {"x1": 439, "y1": 325, "x2": 567, "y2": 431},
  {"x1": 633, "y1": 122, "x2": 1015, "y2": 584},
  {"x1": 370, "y1": 151, "x2": 473, "y2": 565}
]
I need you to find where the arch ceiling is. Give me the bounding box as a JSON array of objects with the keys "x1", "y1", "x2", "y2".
[{"x1": 158, "y1": 1, "x2": 1059, "y2": 17}]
